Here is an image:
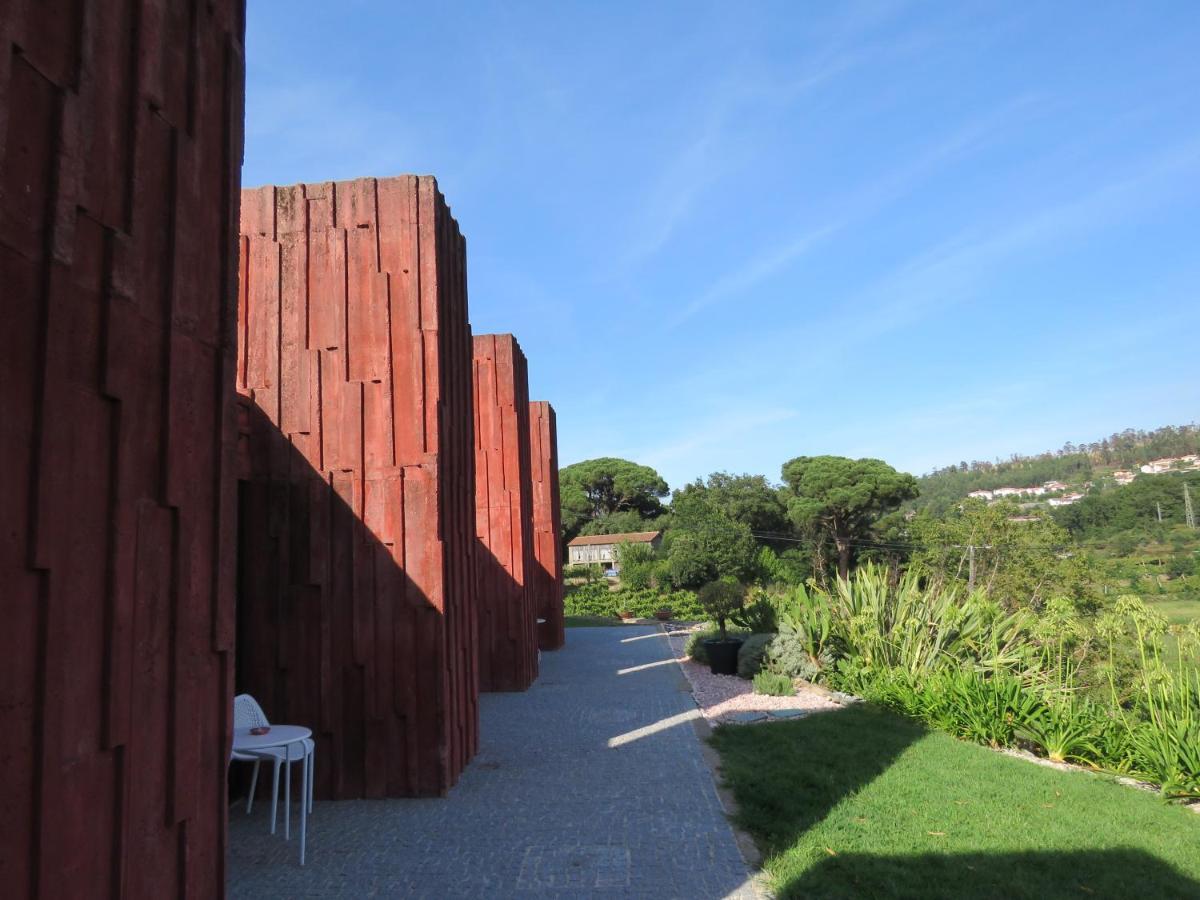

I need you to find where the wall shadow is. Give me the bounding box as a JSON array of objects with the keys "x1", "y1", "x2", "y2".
[
  {"x1": 781, "y1": 849, "x2": 1200, "y2": 899},
  {"x1": 709, "y1": 703, "x2": 922, "y2": 845},
  {"x1": 234, "y1": 399, "x2": 478, "y2": 800},
  {"x1": 475, "y1": 537, "x2": 538, "y2": 692},
  {"x1": 710, "y1": 702, "x2": 1200, "y2": 899}
]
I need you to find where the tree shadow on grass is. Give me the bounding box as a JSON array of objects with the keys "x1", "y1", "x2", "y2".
[{"x1": 782, "y1": 848, "x2": 1200, "y2": 900}]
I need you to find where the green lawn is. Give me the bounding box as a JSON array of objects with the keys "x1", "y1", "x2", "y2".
[
  {"x1": 1146, "y1": 597, "x2": 1200, "y2": 667},
  {"x1": 564, "y1": 615, "x2": 621, "y2": 627},
  {"x1": 710, "y1": 704, "x2": 1200, "y2": 899},
  {"x1": 1149, "y1": 597, "x2": 1200, "y2": 626}
]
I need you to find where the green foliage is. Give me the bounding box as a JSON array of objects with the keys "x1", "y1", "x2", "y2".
[
  {"x1": 912, "y1": 423, "x2": 1200, "y2": 515},
  {"x1": 1016, "y1": 699, "x2": 1106, "y2": 764},
  {"x1": 773, "y1": 548, "x2": 813, "y2": 586},
  {"x1": 731, "y1": 590, "x2": 777, "y2": 633},
  {"x1": 780, "y1": 456, "x2": 918, "y2": 577},
  {"x1": 767, "y1": 589, "x2": 835, "y2": 681},
  {"x1": 578, "y1": 509, "x2": 666, "y2": 537},
  {"x1": 812, "y1": 581, "x2": 1200, "y2": 798},
  {"x1": 822, "y1": 564, "x2": 1032, "y2": 675},
  {"x1": 559, "y1": 457, "x2": 668, "y2": 538},
  {"x1": 562, "y1": 581, "x2": 616, "y2": 617},
  {"x1": 671, "y1": 472, "x2": 789, "y2": 534},
  {"x1": 909, "y1": 500, "x2": 1094, "y2": 610},
  {"x1": 848, "y1": 667, "x2": 1043, "y2": 748},
  {"x1": 563, "y1": 563, "x2": 602, "y2": 582},
  {"x1": 753, "y1": 671, "x2": 794, "y2": 696},
  {"x1": 563, "y1": 582, "x2": 703, "y2": 620},
  {"x1": 665, "y1": 501, "x2": 759, "y2": 588},
  {"x1": 697, "y1": 578, "x2": 747, "y2": 640},
  {"x1": 737, "y1": 633, "x2": 775, "y2": 678},
  {"x1": 614, "y1": 540, "x2": 658, "y2": 590},
  {"x1": 1056, "y1": 472, "x2": 1200, "y2": 539}
]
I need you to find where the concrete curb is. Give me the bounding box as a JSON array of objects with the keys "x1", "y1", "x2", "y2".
[{"x1": 660, "y1": 624, "x2": 773, "y2": 898}]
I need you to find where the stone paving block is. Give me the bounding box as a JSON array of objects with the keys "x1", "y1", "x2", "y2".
[{"x1": 228, "y1": 627, "x2": 757, "y2": 898}]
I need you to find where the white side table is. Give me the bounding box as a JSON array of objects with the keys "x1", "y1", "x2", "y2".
[{"x1": 233, "y1": 725, "x2": 312, "y2": 864}]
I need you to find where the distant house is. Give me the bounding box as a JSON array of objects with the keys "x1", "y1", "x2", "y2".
[
  {"x1": 967, "y1": 489, "x2": 994, "y2": 501},
  {"x1": 1048, "y1": 493, "x2": 1085, "y2": 507},
  {"x1": 1042, "y1": 481, "x2": 1068, "y2": 492},
  {"x1": 1113, "y1": 470, "x2": 1136, "y2": 485},
  {"x1": 1140, "y1": 455, "x2": 1200, "y2": 475},
  {"x1": 567, "y1": 531, "x2": 662, "y2": 570}
]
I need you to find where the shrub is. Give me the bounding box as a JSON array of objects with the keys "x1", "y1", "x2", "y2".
[
  {"x1": 563, "y1": 563, "x2": 601, "y2": 582},
  {"x1": 851, "y1": 667, "x2": 1043, "y2": 749},
  {"x1": 737, "y1": 633, "x2": 775, "y2": 679},
  {"x1": 768, "y1": 586, "x2": 835, "y2": 681},
  {"x1": 753, "y1": 671, "x2": 794, "y2": 696},
  {"x1": 698, "y1": 578, "x2": 746, "y2": 641},
  {"x1": 731, "y1": 590, "x2": 777, "y2": 633}
]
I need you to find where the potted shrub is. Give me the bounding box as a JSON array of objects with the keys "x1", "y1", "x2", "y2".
[
  {"x1": 617, "y1": 609, "x2": 636, "y2": 620},
  {"x1": 654, "y1": 607, "x2": 673, "y2": 621},
  {"x1": 698, "y1": 578, "x2": 746, "y2": 675}
]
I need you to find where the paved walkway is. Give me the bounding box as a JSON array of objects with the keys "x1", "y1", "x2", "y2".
[{"x1": 228, "y1": 626, "x2": 757, "y2": 898}]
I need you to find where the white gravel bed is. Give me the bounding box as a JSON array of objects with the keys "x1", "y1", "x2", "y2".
[{"x1": 663, "y1": 624, "x2": 843, "y2": 725}]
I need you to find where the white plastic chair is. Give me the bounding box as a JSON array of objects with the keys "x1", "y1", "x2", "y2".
[{"x1": 231, "y1": 694, "x2": 314, "y2": 862}]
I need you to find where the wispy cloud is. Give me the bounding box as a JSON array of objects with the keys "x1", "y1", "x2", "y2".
[
  {"x1": 668, "y1": 96, "x2": 1042, "y2": 327},
  {"x1": 625, "y1": 405, "x2": 799, "y2": 472},
  {"x1": 617, "y1": 6, "x2": 908, "y2": 270}
]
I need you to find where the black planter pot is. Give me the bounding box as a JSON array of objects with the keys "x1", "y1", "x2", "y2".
[{"x1": 704, "y1": 638, "x2": 744, "y2": 676}]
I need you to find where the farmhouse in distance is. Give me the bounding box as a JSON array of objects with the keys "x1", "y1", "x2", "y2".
[{"x1": 566, "y1": 531, "x2": 662, "y2": 569}]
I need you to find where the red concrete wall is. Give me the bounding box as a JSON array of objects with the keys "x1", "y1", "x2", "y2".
[
  {"x1": 0, "y1": 2, "x2": 245, "y2": 897},
  {"x1": 474, "y1": 334, "x2": 539, "y2": 691},
  {"x1": 236, "y1": 175, "x2": 478, "y2": 798},
  {"x1": 529, "y1": 402, "x2": 565, "y2": 650}
]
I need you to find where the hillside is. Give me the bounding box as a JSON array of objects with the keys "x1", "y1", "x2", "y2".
[{"x1": 913, "y1": 423, "x2": 1200, "y2": 514}]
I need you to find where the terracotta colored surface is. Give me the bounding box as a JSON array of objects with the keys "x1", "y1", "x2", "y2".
[
  {"x1": 236, "y1": 176, "x2": 478, "y2": 798},
  {"x1": 529, "y1": 401, "x2": 565, "y2": 650},
  {"x1": 474, "y1": 335, "x2": 539, "y2": 691},
  {"x1": 0, "y1": 3, "x2": 245, "y2": 896}
]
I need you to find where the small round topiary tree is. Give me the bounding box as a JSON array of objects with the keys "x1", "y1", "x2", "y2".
[{"x1": 697, "y1": 578, "x2": 746, "y2": 642}]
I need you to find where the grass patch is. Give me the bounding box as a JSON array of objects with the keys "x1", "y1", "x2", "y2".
[
  {"x1": 564, "y1": 615, "x2": 620, "y2": 627},
  {"x1": 1143, "y1": 598, "x2": 1200, "y2": 667},
  {"x1": 710, "y1": 704, "x2": 1200, "y2": 899}
]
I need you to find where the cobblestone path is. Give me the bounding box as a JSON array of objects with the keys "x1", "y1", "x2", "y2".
[{"x1": 229, "y1": 625, "x2": 757, "y2": 898}]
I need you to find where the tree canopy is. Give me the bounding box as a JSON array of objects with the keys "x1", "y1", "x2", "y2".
[
  {"x1": 781, "y1": 455, "x2": 919, "y2": 578},
  {"x1": 671, "y1": 472, "x2": 789, "y2": 535},
  {"x1": 909, "y1": 500, "x2": 1091, "y2": 610},
  {"x1": 663, "y1": 480, "x2": 759, "y2": 587},
  {"x1": 559, "y1": 457, "x2": 669, "y2": 538}
]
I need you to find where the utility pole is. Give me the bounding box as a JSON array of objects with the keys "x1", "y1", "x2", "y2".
[
  {"x1": 1186, "y1": 483, "x2": 1196, "y2": 530},
  {"x1": 967, "y1": 544, "x2": 976, "y2": 593},
  {"x1": 1157, "y1": 502, "x2": 1164, "y2": 524}
]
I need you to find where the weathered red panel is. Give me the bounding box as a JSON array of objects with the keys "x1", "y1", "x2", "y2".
[
  {"x1": 0, "y1": 3, "x2": 245, "y2": 897},
  {"x1": 474, "y1": 334, "x2": 539, "y2": 691},
  {"x1": 237, "y1": 176, "x2": 478, "y2": 798},
  {"x1": 529, "y1": 401, "x2": 565, "y2": 650}
]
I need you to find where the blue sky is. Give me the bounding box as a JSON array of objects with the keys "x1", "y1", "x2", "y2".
[{"x1": 244, "y1": 1, "x2": 1200, "y2": 491}]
